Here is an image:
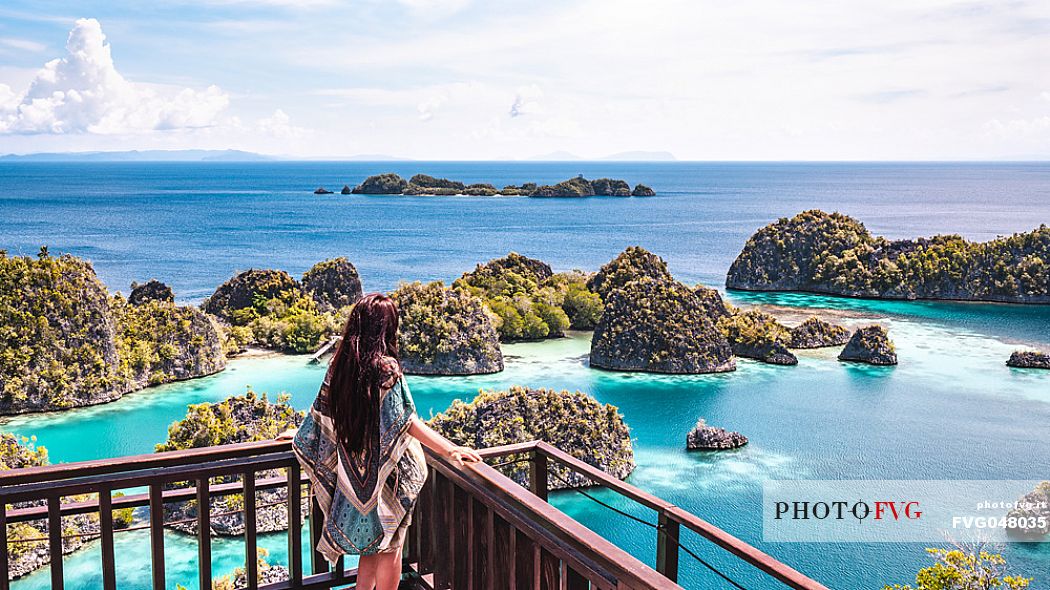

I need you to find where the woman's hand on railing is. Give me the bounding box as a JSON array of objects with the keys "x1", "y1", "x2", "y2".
[
  {"x1": 276, "y1": 429, "x2": 298, "y2": 441},
  {"x1": 448, "y1": 445, "x2": 482, "y2": 466}
]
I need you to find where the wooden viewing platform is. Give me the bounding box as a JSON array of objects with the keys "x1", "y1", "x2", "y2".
[{"x1": 0, "y1": 439, "x2": 829, "y2": 590}]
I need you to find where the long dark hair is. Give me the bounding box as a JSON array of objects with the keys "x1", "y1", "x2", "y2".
[{"x1": 327, "y1": 293, "x2": 401, "y2": 453}]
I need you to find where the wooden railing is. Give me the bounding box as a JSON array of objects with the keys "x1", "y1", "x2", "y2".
[
  {"x1": 0, "y1": 439, "x2": 828, "y2": 590},
  {"x1": 475, "y1": 441, "x2": 830, "y2": 590}
]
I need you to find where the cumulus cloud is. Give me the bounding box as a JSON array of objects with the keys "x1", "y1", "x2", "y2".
[
  {"x1": 0, "y1": 18, "x2": 228, "y2": 135},
  {"x1": 256, "y1": 108, "x2": 306, "y2": 138}
]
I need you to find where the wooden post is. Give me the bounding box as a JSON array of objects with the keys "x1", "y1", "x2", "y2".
[
  {"x1": 528, "y1": 450, "x2": 549, "y2": 501},
  {"x1": 197, "y1": 478, "x2": 212, "y2": 590},
  {"x1": 287, "y1": 464, "x2": 303, "y2": 585},
  {"x1": 1, "y1": 502, "x2": 10, "y2": 590},
  {"x1": 243, "y1": 472, "x2": 258, "y2": 590},
  {"x1": 98, "y1": 489, "x2": 117, "y2": 590},
  {"x1": 655, "y1": 511, "x2": 680, "y2": 583},
  {"x1": 47, "y1": 496, "x2": 63, "y2": 590},
  {"x1": 309, "y1": 494, "x2": 326, "y2": 574},
  {"x1": 149, "y1": 484, "x2": 165, "y2": 590}
]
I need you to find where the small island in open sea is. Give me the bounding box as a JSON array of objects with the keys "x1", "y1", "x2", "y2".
[{"x1": 315, "y1": 173, "x2": 656, "y2": 197}]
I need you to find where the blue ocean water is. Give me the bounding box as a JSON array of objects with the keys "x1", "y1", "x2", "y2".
[{"x1": 2, "y1": 162, "x2": 1050, "y2": 589}]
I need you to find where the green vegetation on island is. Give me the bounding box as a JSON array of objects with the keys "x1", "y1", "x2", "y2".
[
  {"x1": 454, "y1": 253, "x2": 601, "y2": 340},
  {"x1": 428, "y1": 386, "x2": 635, "y2": 489},
  {"x1": 716, "y1": 310, "x2": 797, "y2": 365},
  {"x1": 346, "y1": 173, "x2": 656, "y2": 198},
  {"x1": 588, "y1": 247, "x2": 736, "y2": 374},
  {"x1": 727, "y1": 210, "x2": 1050, "y2": 303},
  {"x1": 113, "y1": 296, "x2": 226, "y2": 388},
  {"x1": 390, "y1": 281, "x2": 504, "y2": 375},
  {"x1": 884, "y1": 546, "x2": 1030, "y2": 590},
  {"x1": 788, "y1": 316, "x2": 851, "y2": 348},
  {"x1": 203, "y1": 262, "x2": 355, "y2": 354},
  {"x1": 300, "y1": 257, "x2": 363, "y2": 312},
  {"x1": 1, "y1": 250, "x2": 226, "y2": 415},
  {"x1": 838, "y1": 325, "x2": 897, "y2": 365},
  {"x1": 587, "y1": 245, "x2": 673, "y2": 299},
  {"x1": 591, "y1": 274, "x2": 736, "y2": 374}
]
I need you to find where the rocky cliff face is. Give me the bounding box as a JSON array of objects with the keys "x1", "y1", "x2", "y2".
[
  {"x1": 590, "y1": 276, "x2": 736, "y2": 374},
  {"x1": 351, "y1": 173, "x2": 409, "y2": 194},
  {"x1": 408, "y1": 174, "x2": 465, "y2": 191},
  {"x1": 128, "y1": 279, "x2": 174, "y2": 305},
  {"x1": 838, "y1": 325, "x2": 897, "y2": 365},
  {"x1": 301, "y1": 257, "x2": 363, "y2": 312},
  {"x1": 1006, "y1": 350, "x2": 1050, "y2": 369},
  {"x1": 1, "y1": 252, "x2": 127, "y2": 415},
  {"x1": 391, "y1": 281, "x2": 504, "y2": 375},
  {"x1": 203, "y1": 269, "x2": 302, "y2": 323},
  {"x1": 530, "y1": 177, "x2": 597, "y2": 197},
  {"x1": 157, "y1": 391, "x2": 305, "y2": 536},
  {"x1": 429, "y1": 386, "x2": 635, "y2": 489},
  {"x1": 727, "y1": 210, "x2": 1050, "y2": 303},
  {"x1": 632, "y1": 184, "x2": 656, "y2": 197},
  {"x1": 788, "y1": 317, "x2": 851, "y2": 348},
  {"x1": 590, "y1": 178, "x2": 632, "y2": 196},
  {"x1": 686, "y1": 420, "x2": 748, "y2": 450}
]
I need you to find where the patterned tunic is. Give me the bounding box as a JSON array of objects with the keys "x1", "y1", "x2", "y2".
[{"x1": 292, "y1": 365, "x2": 428, "y2": 560}]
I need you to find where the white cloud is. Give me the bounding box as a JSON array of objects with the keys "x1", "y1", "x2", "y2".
[
  {"x1": 985, "y1": 116, "x2": 1050, "y2": 138},
  {"x1": 417, "y1": 93, "x2": 447, "y2": 122},
  {"x1": 0, "y1": 18, "x2": 228, "y2": 135},
  {"x1": 0, "y1": 84, "x2": 17, "y2": 111},
  {"x1": 0, "y1": 38, "x2": 47, "y2": 53},
  {"x1": 256, "y1": 108, "x2": 307, "y2": 138}
]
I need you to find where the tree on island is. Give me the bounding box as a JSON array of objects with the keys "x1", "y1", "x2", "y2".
[{"x1": 885, "y1": 544, "x2": 1030, "y2": 590}]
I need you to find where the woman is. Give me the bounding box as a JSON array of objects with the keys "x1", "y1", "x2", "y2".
[{"x1": 278, "y1": 293, "x2": 481, "y2": 590}]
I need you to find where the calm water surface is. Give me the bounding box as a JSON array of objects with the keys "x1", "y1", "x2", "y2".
[{"x1": 2, "y1": 162, "x2": 1049, "y2": 589}]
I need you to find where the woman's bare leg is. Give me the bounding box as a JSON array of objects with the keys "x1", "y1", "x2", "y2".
[
  {"x1": 356, "y1": 554, "x2": 378, "y2": 590},
  {"x1": 374, "y1": 547, "x2": 403, "y2": 590}
]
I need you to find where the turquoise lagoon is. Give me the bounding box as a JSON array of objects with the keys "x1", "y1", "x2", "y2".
[
  {"x1": 3, "y1": 161, "x2": 1050, "y2": 588},
  {"x1": 4, "y1": 294, "x2": 1050, "y2": 590}
]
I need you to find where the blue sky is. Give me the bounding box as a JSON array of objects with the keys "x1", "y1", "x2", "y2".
[{"x1": 0, "y1": 0, "x2": 1048, "y2": 159}]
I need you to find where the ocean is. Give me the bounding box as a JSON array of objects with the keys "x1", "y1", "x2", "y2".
[{"x1": 2, "y1": 161, "x2": 1049, "y2": 589}]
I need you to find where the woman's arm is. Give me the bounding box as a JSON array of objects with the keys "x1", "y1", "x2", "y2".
[
  {"x1": 277, "y1": 429, "x2": 298, "y2": 440},
  {"x1": 408, "y1": 416, "x2": 482, "y2": 466}
]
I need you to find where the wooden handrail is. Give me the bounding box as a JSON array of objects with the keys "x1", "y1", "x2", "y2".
[
  {"x1": 480, "y1": 439, "x2": 830, "y2": 590},
  {"x1": 0, "y1": 439, "x2": 292, "y2": 486},
  {"x1": 426, "y1": 446, "x2": 681, "y2": 590}
]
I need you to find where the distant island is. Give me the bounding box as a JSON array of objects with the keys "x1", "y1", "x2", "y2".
[
  {"x1": 0, "y1": 149, "x2": 275, "y2": 162},
  {"x1": 727, "y1": 210, "x2": 1050, "y2": 304},
  {"x1": 320, "y1": 173, "x2": 656, "y2": 197}
]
